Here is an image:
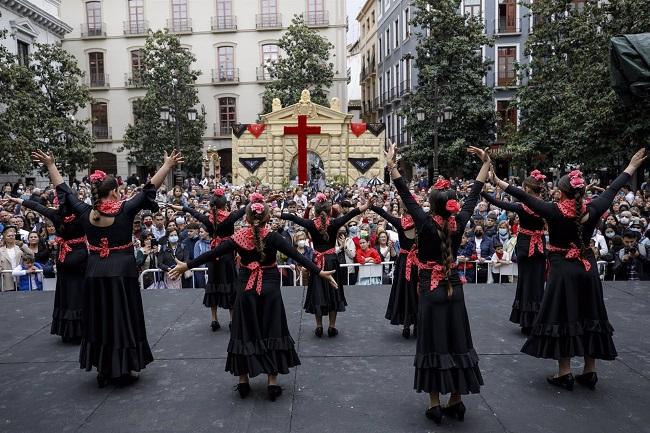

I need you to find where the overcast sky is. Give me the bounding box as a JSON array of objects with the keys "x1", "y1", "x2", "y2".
[{"x1": 347, "y1": 0, "x2": 366, "y2": 43}]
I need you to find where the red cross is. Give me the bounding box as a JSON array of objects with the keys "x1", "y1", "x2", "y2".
[{"x1": 284, "y1": 115, "x2": 321, "y2": 185}]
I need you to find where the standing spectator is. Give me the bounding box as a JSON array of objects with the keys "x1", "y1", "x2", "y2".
[
  {"x1": 613, "y1": 231, "x2": 647, "y2": 280},
  {"x1": 12, "y1": 254, "x2": 43, "y2": 291},
  {"x1": 180, "y1": 222, "x2": 200, "y2": 288},
  {"x1": 192, "y1": 226, "x2": 211, "y2": 288},
  {"x1": 375, "y1": 230, "x2": 397, "y2": 284},
  {"x1": 336, "y1": 225, "x2": 357, "y2": 285},
  {"x1": 157, "y1": 229, "x2": 182, "y2": 289},
  {"x1": 491, "y1": 242, "x2": 512, "y2": 283},
  {"x1": 136, "y1": 236, "x2": 163, "y2": 289},
  {"x1": 151, "y1": 212, "x2": 166, "y2": 241},
  {"x1": 287, "y1": 230, "x2": 314, "y2": 285},
  {"x1": 472, "y1": 224, "x2": 494, "y2": 283},
  {"x1": 0, "y1": 227, "x2": 32, "y2": 291},
  {"x1": 126, "y1": 173, "x2": 140, "y2": 186}
]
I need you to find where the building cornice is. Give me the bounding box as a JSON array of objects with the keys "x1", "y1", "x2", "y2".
[{"x1": 0, "y1": 0, "x2": 72, "y2": 37}]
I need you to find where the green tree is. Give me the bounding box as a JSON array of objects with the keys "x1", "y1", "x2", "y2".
[
  {"x1": 122, "y1": 30, "x2": 206, "y2": 173},
  {"x1": 261, "y1": 15, "x2": 334, "y2": 113},
  {"x1": 512, "y1": 0, "x2": 650, "y2": 170},
  {"x1": 403, "y1": 0, "x2": 496, "y2": 178}
]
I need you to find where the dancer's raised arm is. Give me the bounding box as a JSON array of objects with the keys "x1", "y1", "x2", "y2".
[
  {"x1": 492, "y1": 171, "x2": 556, "y2": 219},
  {"x1": 385, "y1": 143, "x2": 428, "y2": 225},
  {"x1": 480, "y1": 192, "x2": 521, "y2": 213},
  {"x1": 589, "y1": 148, "x2": 645, "y2": 216},
  {"x1": 149, "y1": 150, "x2": 184, "y2": 189},
  {"x1": 32, "y1": 150, "x2": 64, "y2": 187},
  {"x1": 457, "y1": 146, "x2": 492, "y2": 229}
]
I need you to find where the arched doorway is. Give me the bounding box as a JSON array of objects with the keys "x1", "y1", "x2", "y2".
[
  {"x1": 90, "y1": 152, "x2": 117, "y2": 176},
  {"x1": 289, "y1": 151, "x2": 324, "y2": 184}
]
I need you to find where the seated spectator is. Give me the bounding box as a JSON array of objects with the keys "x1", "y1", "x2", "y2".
[
  {"x1": 613, "y1": 230, "x2": 647, "y2": 281},
  {"x1": 12, "y1": 254, "x2": 43, "y2": 291},
  {"x1": 490, "y1": 242, "x2": 512, "y2": 283}
]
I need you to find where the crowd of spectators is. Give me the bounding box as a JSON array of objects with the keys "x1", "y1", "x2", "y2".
[{"x1": 2, "y1": 169, "x2": 650, "y2": 291}]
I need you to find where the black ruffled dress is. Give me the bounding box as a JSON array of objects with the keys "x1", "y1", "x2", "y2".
[
  {"x1": 187, "y1": 229, "x2": 324, "y2": 377},
  {"x1": 58, "y1": 183, "x2": 158, "y2": 378},
  {"x1": 371, "y1": 206, "x2": 419, "y2": 328},
  {"x1": 21, "y1": 197, "x2": 87, "y2": 340},
  {"x1": 281, "y1": 209, "x2": 361, "y2": 317},
  {"x1": 504, "y1": 173, "x2": 630, "y2": 361},
  {"x1": 394, "y1": 177, "x2": 484, "y2": 395},
  {"x1": 183, "y1": 206, "x2": 244, "y2": 309},
  {"x1": 481, "y1": 193, "x2": 546, "y2": 329}
]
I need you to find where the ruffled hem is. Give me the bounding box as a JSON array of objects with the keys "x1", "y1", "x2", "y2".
[
  {"x1": 225, "y1": 349, "x2": 300, "y2": 378},
  {"x1": 50, "y1": 318, "x2": 83, "y2": 339},
  {"x1": 227, "y1": 336, "x2": 296, "y2": 356},
  {"x1": 509, "y1": 309, "x2": 538, "y2": 328},
  {"x1": 511, "y1": 300, "x2": 541, "y2": 313},
  {"x1": 414, "y1": 364, "x2": 483, "y2": 395},
  {"x1": 521, "y1": 332, "x2": 617, "y2": 360},
  {"x1": 80, "y1": 340, "x2": 154, "y2": 378},
  {"x1": 531, "y1": 319, "x2": 614, "y2": 338},
  {"x1": 414, "y1": 350, "x2": 480, "y2": 370},
  {"x1": 202, "y1": 291, "x2": 236, "y2": 309},
  {"x1": 204, "y1": 281, "x2": 238, "y2": 294}
]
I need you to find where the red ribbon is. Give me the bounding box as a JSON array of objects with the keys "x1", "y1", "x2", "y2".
[
  {"x1": 518, "y1": 228, "x2": 545, "y2": 257},
  {"x1": 241, "y1": 261, "x2": 276, "y2": 295},
  {"x1": 87, "y1": 238, "x2": 134, "y2": 259},
  {"x1": 418, "y1": 260, "x2": 456, "y2": 291},
  {"x1": 55, "y1": 236, "x2": 86, "y2": 263},
  {"x1": 210, "y1": 236, "x2": 225, "y2": 249},
  {"x1": 548, "y1": 243, "x2": 591, "y2": 271},
  {"x1": 313, "y1": 247, "x2": 336, "y2": 269},
  {"x1": 403, "y1": 246, "x2": 419, "y2": 282}
]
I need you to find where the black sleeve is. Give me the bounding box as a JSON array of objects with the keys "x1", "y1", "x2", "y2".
[
  {"x1": 280, "y1": 212, "x2": 311, "y2": 228},
  {"x1": 588, "y1": 172, "x2": 631, "y2": 218},
  {"x1": 21, "y1": 200, "x2": 59, "y2": 223},
  {"x1": 457, "y1": 181, "x2": 484, "y2": 230},
  {"x1": 124, "y1": 183, "x2": 159, "y2": 216},
  {"x1": 331, "y1": 207, "x2": 361, "y2": 229},
  {"x1": 269, "y1": 233, "x2": 322, "y2": 275},
  {"x1": 182, "y1": 206, "x2": 213, "y2": 235},
  {"x1": 505, "y1": 184, "x2": 557, "y2": 219},
  {"x1": 480, "y1": 192, "x2": 522, "y2": 213},
  {"x1": 370, "y1": 206, "x2": 401, "y2": 228},
  {"x1": 187, "y1": 239, "x2": 236, "y2": 269},
  {"x1": 55, "y1": 183, "x2": 89, "y2": 216},
  {"x1": 227, "y1": 207, "x2": 246, "y2": 224},
  {"x1": 393, "y1": 177, "x2": 428, "y2": 226}
]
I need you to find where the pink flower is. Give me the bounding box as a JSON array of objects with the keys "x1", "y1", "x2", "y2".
[
  {"x1": 316, "y1": 192, "x2": 327, "y2": 203},
  {"x1": 213, "y1": 188, "x2": 225, "y2": 197},
  {"x1": 445, "y1": 199, "x2": 460, "y2": 213},
  {"x1": 570, "y1": 177, "x2": 585, "y2": 189},
  {"x1": 249, "y1": 192, "x2": 265, "y2": 203},
  {"x1": 251, "y1": 203, "x2": 265, "y2": 214},
  {"x1": 433, "y1": 178, "x2": 451, "y2": 191},
  {"x1": 568, "y1": 170, "x2": 583, "y2": 179},
  {"x1": 530, "y1": 169, "x2": 546, "y2": 181},
  {"x1": 89, "y1": 170, "x2": 107, "y2": 183}
]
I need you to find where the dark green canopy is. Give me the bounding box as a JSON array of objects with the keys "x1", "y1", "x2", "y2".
[{"x1": 610, "y1": 33, "x2": 650, "y2": 106}]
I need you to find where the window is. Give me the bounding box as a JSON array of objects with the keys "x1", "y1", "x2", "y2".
[
  {"x1": 378, "y1": 76, "x2": 383, "y2": 102},
  {"x1": 171, "y1": 0, "x2": 189, "y2": 31},
  {"x1": 127, "y1": 0, "x2": 145, "y2": 33},
  {"x1": 496, "y1": 100, "x2": 517, "y2": 142},
  {"x1": 218, "y1": 97, "x2": 237, "y2": 136},
  {"x1": 16, "y1": 40, "x2": 29, "y2": 67},
  {"x1": 497, "y1": 46, "x2": 516, "y2": 86},
  {"x1": 86, "y1": 1, "x2": 102, "y2": 36},
  {"x1": 378, "y1": 36, "x2": 383, "y2": 61},
  {"x1": 394, "y1": 19, "x2": 399, "y2": 48},
  {"x1": 404, "y1": 57, "x2": 412, "y2": 89},
  {"x1": 261, "y1": 44, "x2": 278, "y2": 79},
  {"x1": 217, "y1": 46, "x2": 235, "y2": 80},
  {"x1": 464, "y1": 0, "x2": 481, "y2": 17},
  {"x1": 215, "y1": 0, "x2": 234, "y2": 29},
  {"x1": 386, "y1": 70, "x2": 391, "y2": 99},
  {"x1": 385, "y1": 28, "x2": 390, "y2": 56},
  {"x1": 91, "y1": 102, "x2": 109, "y2": 139},
  {"x1": 571, "y1": 0, "x2": 585, "y2": 12},
  {"x1": 307, "y1": 0, "x2": 326, "y2": 25},
  {"x1": 371, "y1": 11, "x2": 375, "y2": 25},
  {"x1": 403, "y1": 8, "x2": 410, "y2": 39},
  {"x1": 394, "y1": 64, "x2": 399, "y2": 96},
  {"x1": 387, "y1": 114, "x2": 392, "y2": 139},
  {"x1": 88, "y1": 52, "x2": 105, "y2": 86},
  {"x1": 130, "y1": 49, "x2": 144, "y2": 84},
  {"x1": 497, "y1": 0, "x2": 517, "y2": 33},
  {"x1": 132, "y1": 99, "x2": 143, "y2": 123}
]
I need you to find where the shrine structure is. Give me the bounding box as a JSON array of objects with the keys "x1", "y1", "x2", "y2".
[{"x1": 231, "y1": 90, "x2": 386, "y2": 188}]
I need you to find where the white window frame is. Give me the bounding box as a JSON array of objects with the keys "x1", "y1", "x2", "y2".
[{"x1": 494, "y1": 43, "x2": 520, "y2": 87}]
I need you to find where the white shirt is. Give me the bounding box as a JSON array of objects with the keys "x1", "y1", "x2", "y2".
[
  {"x1": 591, "y1": 232, "x2": 608, "y2": 257},
  {"x1": 6, "y1": 247, "x2": 17, "y2": 269}
]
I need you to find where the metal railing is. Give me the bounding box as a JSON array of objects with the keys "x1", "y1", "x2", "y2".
[
  {"x1": 92, "y1": 125, "x2": 112, "y2": 140},
  {"x1": 211, "y1": 15, "x2": 237, "y2": 31},
  {"x1": 211, "y1": 68, "x2": 240, "y2": 83},
  {"x1": 256, "y1": 13, "x2": 282, "y2": 29},
  {"x1": 256, "y1": 66, "x2": 273, "y2": 81},
  {"x1": 81, "y1": 23, "x2": 106, "y2": 38},
  {"x1": 1, "y1": 269, "x2": 44, "y2": 292},
  {"x1": 86, "y1": 73, "x2": 110, "y2": 88},
  {"x1": 167, "y1": 18, "x2": 192, "y2": 33},
  {"x1": 493, "y1": 17, "x2": 522, "y2": 35},
  {"x1": 124, "y1": 72, "x2": 144, "y2": 87},
  {"x1": 123, "y1": 20, "x2": 149, "y2": 35}
]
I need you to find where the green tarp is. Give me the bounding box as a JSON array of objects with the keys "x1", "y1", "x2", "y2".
[{"x1": 610, "y1": 33, "x2": 650, "y2": 106}]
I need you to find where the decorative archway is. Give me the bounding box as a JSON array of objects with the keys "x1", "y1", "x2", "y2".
[
  {"x1": 289, "y1": 151, "x2": 324, "y2": 183},
  {"x1": 90, "y1": 152, "x2": 117, "y2": 176}
]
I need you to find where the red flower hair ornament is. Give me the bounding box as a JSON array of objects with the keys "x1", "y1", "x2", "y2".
[
  {"x1": 213, "y1": 188, "x2": 225, "y2": 197},
  {"x1": 251, "y1": 203, "x2": 265, "y2": 214},
  {"x1": 433, "y1": 178, "x2": 451, "y2": 191},
  {"x1": 315, "y1": 192, "x2": 328, "y2": 203},
  {"x1": 445, "y1": 199, "x2": 461, "y2": 213},
  {"x1": 249, "y1": 192, "x2": 265, "y2": 203},
  {"x1": 89, "y1": 170, "x2": 107, "y2": 183},
  {"x1": 568, "y1": 170, "x2": 585, "y2": 189},
  {"x1": 530, "y1": 169, "x2": 546, "y2": 181}
]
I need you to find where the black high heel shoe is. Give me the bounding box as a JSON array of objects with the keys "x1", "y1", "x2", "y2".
[
  {"x1": 315, "y1": 326, "x2": 323, "y2": 338},
  {"x1": 236, "y1": 382, "x2": 250, "y2": 399},
  {"x1": 211, "y1": 320, "x2": 221, "y2": 332},
  {"x1": 268, "y1": 385, "x2": 282, "y2": 401},
  {"x1": 327, "y1": 327, "x2": 338, "y2": 337},
  {"x1": 547, "y1": 373, "x2": 574, "y2": 391},
  {"x1": 442, "y1": 401, "x2": 466, "y2": 421},
  {"x1": 96, "y1": 373, "x2": 110, "y2": 388},
  {"x1": 575, "y1": 372, "x2": 598, "y2": 390},
  {"x1": 425, "y1": 405, "x2": 443, "y2": 424},
  {"x1": 401, "y1": 327, "x2": 410, "y2": 339}
]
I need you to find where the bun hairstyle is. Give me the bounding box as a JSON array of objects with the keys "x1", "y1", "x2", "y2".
[
  {"x1": 429, "y1": 184, "x2": 458, "y2": 299},
  {"x1": 523, "y1": 169, "x2": 547, "y2": 195},
  {"x1": 245, "y1": 199, "x2": 270, "y2": 260},
  {"x1": 89, "y1": 170, "x2": 118, "y2": 222},
  {"x1": 314, "y1": 193, "x2": 332, "y2": 242},
  {"x1": 558, "y1": 170, "x2": 587, "y2": 256},
  {"x1": 210, "y1": 188, "x2": 228, "y2": 233}
]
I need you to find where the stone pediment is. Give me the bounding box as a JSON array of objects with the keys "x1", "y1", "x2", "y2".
[{"x1": 261, "y1": 102, "x2": 352, "y2": 125}]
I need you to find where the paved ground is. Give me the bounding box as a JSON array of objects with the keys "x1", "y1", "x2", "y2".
[{"x1": 0, "y1": 282, "x2": 649, "y2": 433}]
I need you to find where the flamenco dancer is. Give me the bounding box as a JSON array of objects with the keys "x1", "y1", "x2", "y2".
[
  {"x1": 481, "y1": 170, "x2": 547, "y2": 335},
  {"x1": 280, "y1": 192, "x2": 369, "y2": 338},
  {"x1": 169, "y1": 187, "x2": 245, "y2": 332},
  {"x1": 386, "y1": 142, "x2": 489, "y2": 424},
  {"x1": 33, "y1": 149, "x2": 183, "y2": 387},
  {"x1": 490, "y1": 148, "x2": 646, "y2": 391},
  {"x1": 371, "y1": 198, "x2": 419, "y2": 339},
  {"x1": 169, "y1": 195, "x2": 338, "y2": 400},
  {"x1": 2, "y1": 192, "x2": 87, "y2": 343}
]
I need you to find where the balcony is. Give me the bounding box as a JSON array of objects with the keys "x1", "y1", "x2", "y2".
[
  {"x1": 373, "y1": 97, "x2": 379, "y2": 110},
  {"x1": 123, "y1": 20, "x2": 149, "y2": 36},
  {"x1": 389, "y1": 86, "x2": 398, "y2": 101},
  {"x1": 256, "y1": 66, "x2": 273, "y2": 82},
  {"x1": 305, "y1": 10, "x2": 329, "y2": 27},
  {"x1": 81, "y1": 23, "x2": 106, "y2": 38},
  {"x1": 256, "y1": 13, "x2": 282, "y2": 30},
  {"x1": 86, "y1": 73, "x2": 110, "y2": 89},
  {"x1": 167, "y1": 18, "x2": 192, "y2": 34},
  {"x1": 211, "y1": 15, "x2": 237, "y2": 32},
  {"x1": 493, "y1": 17, "x2": 522, "y2": 35},
  {"x1": 212, "y1": 68, "x2": 240, "y2": 84},
  {"x1": 124, "y1": 72, "x2": 144, "y2": 88},
  {"x1": 400, "y1": 80, "x2": 412, "y2": 96},
  {"x1": 360, "y1": 65, "x2": 367, "y2": 82},
  {"x1": 214, "y1": 123, "x2": 233, "y2": 137},
  {"x1": 92, "y1": 125, "x2": 112, "y2": 141}
]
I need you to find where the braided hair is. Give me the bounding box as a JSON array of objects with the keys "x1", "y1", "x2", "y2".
[
  {"x1": 523, "y1": 175, "x2": 545, "y2": 196},
  {"x1": 314, "y1": 200, "x2": 332, "y2": 242},
  {"x1": 210, "y1": 195, "x2": 228, "y2": 233},
  {"x1": 90, "y1": 176, "x2": 119, "y2": 222},
  {"x1": 245, "y1": 201, "x2": 270, "y2": 261},
  {"x1": 429, "y1": 189, "x2": 456, "y2": 299},
  {"x1": 558, "y1": 174, "x2": 587, "y2": 256}
]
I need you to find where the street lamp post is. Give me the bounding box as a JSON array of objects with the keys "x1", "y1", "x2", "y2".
[{"x1": 416, "y1": 105, "x2": 453, "y2": 182}]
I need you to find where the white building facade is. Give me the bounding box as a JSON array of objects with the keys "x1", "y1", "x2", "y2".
[{"x1": 59, "y1": 0, "x2": 348, "y2": 179}]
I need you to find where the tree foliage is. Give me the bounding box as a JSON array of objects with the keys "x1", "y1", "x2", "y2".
[
  {"x1": 122, "y1": 30, "x2": 206, "y2": 173},
  {"x1": 512, "y1": 0, "x2": 650, "y2": 170},
  {"x1": 0, "y1": 37, "x2": 92, "y2": 176},
  {"x1": 402, "y1": 0, "x2": 496, "y2": 173},
  {"x1": 261, "y1": 15, "x2": 334, "y2": 113}
]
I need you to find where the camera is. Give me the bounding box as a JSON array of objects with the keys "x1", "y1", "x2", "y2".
[{"x1": 625, "y1": 246, "x2": 638, "y2": 255}]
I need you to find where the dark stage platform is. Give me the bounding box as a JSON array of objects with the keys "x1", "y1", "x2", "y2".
[{"x1": 1, "y1": 282, "x2": 649, "y2": 433}]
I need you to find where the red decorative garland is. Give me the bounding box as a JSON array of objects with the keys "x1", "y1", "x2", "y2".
[{"x1": 247, "y1": 123, "x2": 266, "y2": 138}]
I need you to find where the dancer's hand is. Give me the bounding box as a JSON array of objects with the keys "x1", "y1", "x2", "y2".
[
  {"x1": 319, "y1": 270, "x2": 338, "y2": 289},
  {"x1": 627, "y1": 148, "x2": 647, "y2": 171},
  {"x1": 467, "y1": 146, "x2": 490, "y2": 163},
  {"x1": 163, "y1": 150, "x2": 184, "y2": 168},
  {"x1": 490, "y1": 170, "x2": 508, "y2": 190},
  {"x1": 32, "y1": 150, "x2": 55, "y2": 167},
  {"x1": 0, "y1": 197, "x2": 22, "y2": 206},
  {"x1": 384, "y1": 142, "x2": 397, "y2": 166},
  {"x1": 167, "y1": 204, "x2": 183, "y2": 211},
  {"x1": 168, "y1": 259, "x2": 189, "y2": 280},
  {"x1": 357, "y1": 196, "x2": 370, "y2": 212}
]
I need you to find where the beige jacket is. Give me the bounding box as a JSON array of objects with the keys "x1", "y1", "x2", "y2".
[{"x1": 0, "y1": 244, "x2": 32, "y2": 291}]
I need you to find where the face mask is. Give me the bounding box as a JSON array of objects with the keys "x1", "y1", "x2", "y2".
[
  {"x1": 475, "y1": 231, "x2": 483, "y2": 238},
  {"x1": 360, "y1": 231, "x2": 369, "y2": 239},
  {"x1": 349, "y1": 226, "x2": 359, "y2": 237},
  {"x1": 630, "y1": 227, "x2": 641, "y2": 233},
  {"x1": 422, "y1": 206, "x2": 430, "y2": 212},
  {"x1": 297, "y1": 240, "x2": 306, "y2": 248},
  {"x1": 619, "y1": 217, "x2": 630, "y2": 225},
  {"x1": 144, "y1": 221, "x2": 153, "y2": 227},
  {"x1": 168, "y1": 235, "x2": 179, "y2": 243},
  {"x1": 605, "y1": 231, "x2": 615, "y2": 238},
  {"x1": 498, "y1": 228, "x2": 508, "y2": 236}
]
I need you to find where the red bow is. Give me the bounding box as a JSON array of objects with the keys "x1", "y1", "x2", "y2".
[
  {"x1": 433, "y1": 179, "x2": 450, "y2": 190},
  {"x1": 404, "y1": 246, "x2": 419, "y2": 282},
  {"x1": 518, "y1": 228, "x2": 545, "y2": 256},
  {"x1": 401, "y1": 214, "x2": 414, "y2": 230},
  {"x1": 97, "y1": 238, "x2": 110, "y2": 258},
  {"x1": 243, "y1": 262, "x2": 264, "y2": 294},
  {"x1": 445, "y1": 199, "x2": 460, "y2": 213},
  {"x1": 314, "y1": 248, "x2": 336, "y2": 269},
  {"x1": 55, "y1": 236, "x2": 86, "y2": 262},
  {"x1": 548, "y1": 243, "x2": 591, "y2": 272}
]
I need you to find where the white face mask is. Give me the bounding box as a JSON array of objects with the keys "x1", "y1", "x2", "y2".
[
  {"x1": 297, "y1": 240, "x2": 306, "y2": 248},
  {"x1": 619, "y1": 217, "x2": 630, "y2": 225},
  {"x1": 422, "y1": 206, "x2": 430, "y2": 212},
  {"x1": 168, "y1": 235, "x2": 179, "y2": 244}
]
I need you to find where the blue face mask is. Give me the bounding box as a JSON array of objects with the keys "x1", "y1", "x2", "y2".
[
  {"x1": 498, "y1": 228, "x2": 508, "y2": 236},
  {"x1": 349, "y1": 226, "x2": 359, "y2": 237}
]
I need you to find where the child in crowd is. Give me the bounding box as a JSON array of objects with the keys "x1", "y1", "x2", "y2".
[
  {"x1": 12, "y1": 254, "x2": 43, "y2": 291},
  {"x1": 490, "y1": 242, "x2": 512, "y2": 283},
  {"x1": 355, "y1": 237, "x2": 382, "y2": 285}
]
